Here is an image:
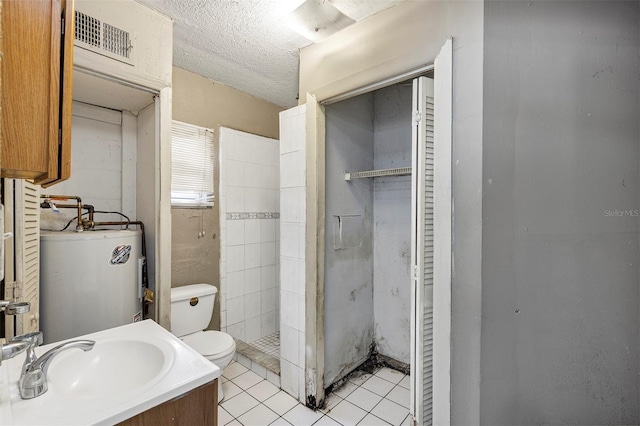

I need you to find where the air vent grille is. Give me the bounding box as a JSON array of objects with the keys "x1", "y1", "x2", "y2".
[
  {"x1": 74, "y1": 10, "x2": 132, "y2": 63},
  {"x1": 103, "y1": 23, "x2": 130, "y2": 59},
  {"x1": 75, "y1": 11, "x2": 100, "y2": 47}
]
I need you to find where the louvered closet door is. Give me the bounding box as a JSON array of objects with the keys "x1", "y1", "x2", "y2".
[
  {"x1": 410, "y1": 76, "x2": 434, "y2": 425},
  {"x1": 15, "y1": 181, "x2": 41, "y2": 335}
]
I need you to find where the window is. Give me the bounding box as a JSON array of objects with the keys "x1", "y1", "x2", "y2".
[{"x1": 171, "y1": 120, "x2": 215, "y2": 207}]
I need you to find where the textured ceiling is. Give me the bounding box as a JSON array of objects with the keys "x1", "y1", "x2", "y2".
[{"x1": 134, "y1": 0, "x2": 405, "y2": 107}]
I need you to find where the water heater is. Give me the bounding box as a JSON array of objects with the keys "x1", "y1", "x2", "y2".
[{"x1": 40, "y1": 229, "x2": 143, "y2": 343}]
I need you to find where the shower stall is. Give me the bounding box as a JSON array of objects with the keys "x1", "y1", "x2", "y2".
[{"x1": 219, "y1": 127, "x2": 281, "y2": 371}]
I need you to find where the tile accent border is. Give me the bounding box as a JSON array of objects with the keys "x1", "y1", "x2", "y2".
[{"x1": 226, "y1": 212, "x2": 280, "y2": 220}]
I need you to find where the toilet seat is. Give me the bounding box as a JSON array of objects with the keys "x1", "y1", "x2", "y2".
[{"x1": 182, "y1": 330, "x2": 236, "y2": 359}]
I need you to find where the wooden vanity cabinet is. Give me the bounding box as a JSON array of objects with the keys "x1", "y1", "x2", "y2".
[
  {"x1": 118, "y1": 379, "x2": 219, "y2": 426},
  {"x1": 0, "y1": 0, "x2": 74, "y2": 186}
]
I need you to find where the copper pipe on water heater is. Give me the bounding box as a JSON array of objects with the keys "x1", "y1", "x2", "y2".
[
  {"x1": 41, "y1": 194, "x2": 84, "y2": 228},
  {"x1": 40, "y1": 194, "x2": 98, "y2": 231}
]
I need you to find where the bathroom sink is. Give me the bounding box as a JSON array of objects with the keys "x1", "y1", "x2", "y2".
[
  {"x1": 1, "y1": 320, "x2": 220, "y2": 425},
  {"x1": 47, "y1": 339, "x2": 170, "y2": 400}
]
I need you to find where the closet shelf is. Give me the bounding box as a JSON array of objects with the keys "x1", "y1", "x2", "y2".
[{"x1": 344, "y1": 167, "x2": 412, "y2": 181}]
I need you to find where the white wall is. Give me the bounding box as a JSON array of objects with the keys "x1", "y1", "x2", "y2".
[
  {"x1": 300, "y1": 2, "x2": 444, "y2": 104},
  {"x1": 41, "y1": 102, "x2": 132, "y2": 230},
  {"x1": 74, "y1": 0, "x2": 173, "y2": 89},
  {"x1": 219, "y1": 127, "x2": 280, "y2": 344},
  {"x1": 279, "y1": 105, "x2": 308, "y2": 402},
  {"x1": 373, "y1": 84, "x2": 413, "y2": 364}
]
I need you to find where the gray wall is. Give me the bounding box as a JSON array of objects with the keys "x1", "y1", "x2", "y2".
[
  {"x1": 482, "y1": 1, "x2": 640, "y2": 424},
  {"x1": 373, "y1": 84, "x2": 413, "y2": 364},
  {"x1": 324, "y1": 94, "x2": 375, "y2": 386}
]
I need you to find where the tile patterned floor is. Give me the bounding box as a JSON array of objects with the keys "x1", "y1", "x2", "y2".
[
  {"x1": 247, "y1": 332, "x2": 280, "y2": 358},
  {"x1": 220, "y1": 361, "x2": 412, "y2": 426}
]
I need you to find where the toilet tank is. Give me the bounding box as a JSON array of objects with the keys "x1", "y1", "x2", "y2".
[{"x1": 170, "y1": 284, "x2": 217, "y2": 337}]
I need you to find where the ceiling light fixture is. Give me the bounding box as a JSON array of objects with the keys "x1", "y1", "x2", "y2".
[{"x1": 282, "y1": 0, "x2": 355, "y2": 43}]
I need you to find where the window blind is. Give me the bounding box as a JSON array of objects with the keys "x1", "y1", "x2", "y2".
[{"x1": 171, "y1": 120, "x2": 214, "y2": 207}]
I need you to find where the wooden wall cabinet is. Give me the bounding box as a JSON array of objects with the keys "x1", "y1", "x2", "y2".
[{"x1": 0, "y1": 0, "x2": 74, "y2": 187}]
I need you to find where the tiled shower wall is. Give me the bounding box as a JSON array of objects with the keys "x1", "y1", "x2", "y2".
[
  {"x1": 279, "y1": 105, "x2": 307, "y2": 401},
  {"x1": 220, "y1": 127, "x2": 280, "y2": 343}
]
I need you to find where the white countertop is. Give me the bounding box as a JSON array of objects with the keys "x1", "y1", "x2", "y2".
[{"x1": 0, "y1": 320, "x2": 220, "y2": 425}]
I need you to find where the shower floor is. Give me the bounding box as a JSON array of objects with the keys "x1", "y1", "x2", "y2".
[
  {"x1": 248, "y1": 331, "x2": 280, "y2": 358},
  {"x1": 236, "y1": 331, "x2": 280, "y2": 375}
]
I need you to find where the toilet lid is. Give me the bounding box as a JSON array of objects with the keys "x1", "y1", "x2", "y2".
[{"x1": 183, "y1": 331, "x2": 235, "y2": 357}]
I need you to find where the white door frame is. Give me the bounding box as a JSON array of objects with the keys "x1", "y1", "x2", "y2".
[{"x1": 432, "y1": 38, "x2": 453, "y2": 426}]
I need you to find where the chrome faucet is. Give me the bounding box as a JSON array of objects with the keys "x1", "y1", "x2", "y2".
[
  {"x1": 11, "y1": 331, "x2": 44, "y2": 374},
  {"x1": 0, "y1": 301, "x2": 32, "y2": 365},
  {"x1": 0, "y1": 341, "x2": 30, "y2": 366},
  {"x1": 0, "y1": 300, "x2": 30, "y2": 315},
  {"x1": 18, "y1": 339, "x2": 95, "y2": 399}
]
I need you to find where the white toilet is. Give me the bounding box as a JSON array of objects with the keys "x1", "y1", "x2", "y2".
[{"x1": 170, "y1": 283, "x2": 236, "y2": 402}]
